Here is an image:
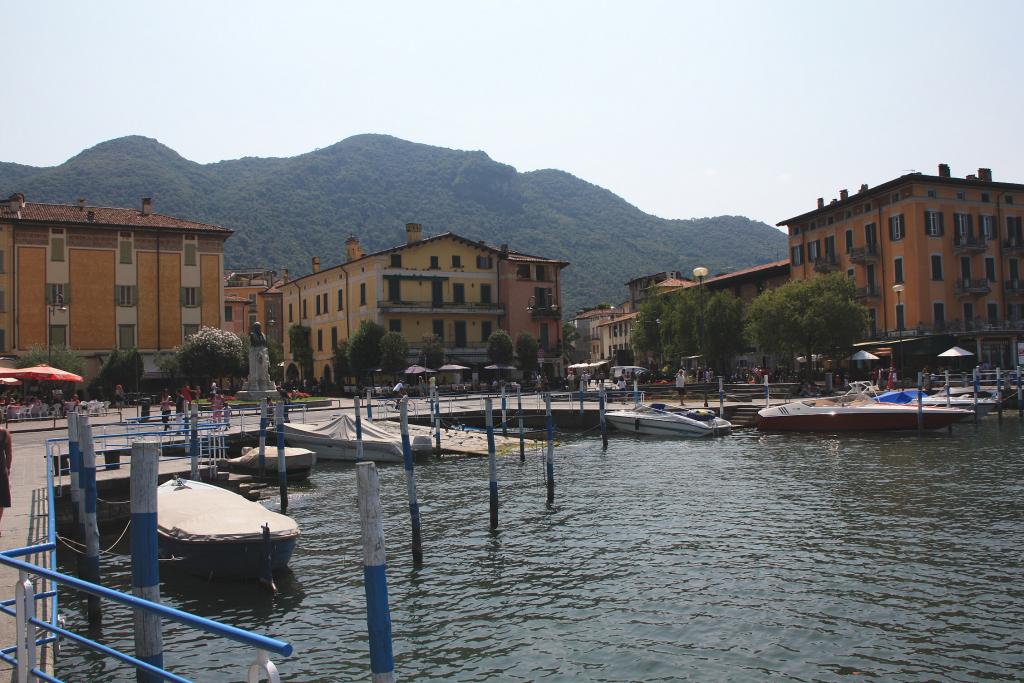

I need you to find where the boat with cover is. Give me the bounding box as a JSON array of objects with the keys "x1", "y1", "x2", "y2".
[
  {"x1": 157, "y1": 478, "x2": 299, "y2": 579},
  {"x1": 220, "y1": 446, "x2": 317, "y2": 481},
  {"x1": 874, "y1": 389, "x2": 997, "y2": 419},
  {"x1": 605, "y1": 403, "x2": 732, "y2": 437},
  {"x1": 757, "y1": 384, "x2": 970, "y2": 431},
  {"x1": 280, "y1": 413, "x2": 422, "y2": 462}
]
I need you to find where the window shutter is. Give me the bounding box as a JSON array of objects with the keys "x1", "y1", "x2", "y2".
[
  {"x1": 131, "y1": 285, "x2": 138, "y2": 306},
  {"x1": 64, "y1": 283, "x2": 71, "y2": 305},
  {"x1": 197, "y1": 287, "x2": 203, "y2": 306},
  {"x1": 938, "y1": 212, "x2": 944, "y2": 235},
  {"x1": 966, "y1": 214, "x2": 974, "y2": 236},
  {"x1": 44, "y1": 283, "x2": 52, "y2": 305},
  {"x1": 923, "y1": 210, "x2": 929, "y2": 234},
  {"x1": 180, "y1": 287, "x2": 186, "y2": 306}
]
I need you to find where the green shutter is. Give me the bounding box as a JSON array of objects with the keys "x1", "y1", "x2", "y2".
[
  {"x1": 63, "y1": 283, "x2": 70, "y2": 305},
  {"x1": 131, "y1": 285, "x2": 138, "y2": 306},
  {"x1": 44, "y1": 283, "x2": 52, "y2": 305}
]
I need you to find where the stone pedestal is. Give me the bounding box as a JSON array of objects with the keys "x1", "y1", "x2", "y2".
[{"x1": 236, "y1": 346, "x2": 278, "y2": 401}]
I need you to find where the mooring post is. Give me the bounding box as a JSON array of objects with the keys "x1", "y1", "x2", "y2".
[
  {"x1": 356, "y1": 462, "x2": 395, "y2": 683},
  {"x1": 973, "y1": 367, "x2": 980, "y2": 425},
  {"x1": 366, "y1": 388, "x2": 374, "y2": 421},
  {"x1": 1018, "y1": 365, "x2": 1023, "y2": 417},
  {"x1": 764, "y1": 374, "x2": 770, "y2": 408},
  {"x1": 545, "y1": 393, "x2": 555, "y2": 505},
  {"x1": 354, "y1": 395, "x2": 365, "y2": 461},
  {"x1": 579, "y1": 377, "x2": 585, "y2": 417},
  {"x1": 432, "y1": 386, "x2": 441, "y2": 454},
  {"x1": 944, "y1": 369, "x2": 951, "y2": 407},
  {"x1": 130, "y1": 440, "x2": 163, "y2": 680},
  {"x1": 632, "y1": 378, "x2": 639, "y2": 407},
  {"x1": 275, "y1": 402, "x2": 288, "y2": 513},
  {"x1": 67, "y1": 409, "x2": 83, "y2": 531},
  {"x1": 501, "y1": 384, "x2": 508, "y2": 437},
  {"x1": 189, "y1": 402, "x2": 199, "y2": 480},
  {"x1": 399, "y1": 398, "x2": 424, "y2": 567},
  {"x1": 996, "y1": 367, "x2": 1003, "y2": 419},
  {"x1": 517, "y1": 384, "x2": 525, "y2": 462},
  {"x1": 485, "y1": 398, "x2": 499, "y2": 531},
  {"x1": 77, "y1": 414, "x2": 102, "y2": 625},
  {"x1": 599, "y1": 387, "x2": 608, "y2": 449},
  {"x1": 916, "y1": 372, "x2": 924, "y2": 434},
  {"x1": 258, "y1": 398, "x2": 268, "y2": 479},
  {"x1": 718, "y1": 377, "x2": 725, "y2": 418},
  {"x1": 259, "y1": 523, "x2": 276, "y2": 594}
]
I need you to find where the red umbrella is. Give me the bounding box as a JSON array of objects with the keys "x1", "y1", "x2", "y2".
[{"x1": 0, "y1": 365, "x2": 84, "y2": 383}]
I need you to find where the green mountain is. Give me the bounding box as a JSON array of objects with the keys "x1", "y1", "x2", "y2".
[{"x1": 0, "y1": 134, "x2": 786, "y2": 314}]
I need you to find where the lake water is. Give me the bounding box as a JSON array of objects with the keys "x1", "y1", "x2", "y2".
[{"x1": 57, "y1": 417, "x2": 1024, "y2": 681}]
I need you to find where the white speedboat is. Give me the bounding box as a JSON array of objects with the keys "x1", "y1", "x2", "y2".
[
  {"x1": 605, "y1": 403, "x2": 731, "y2": 437},
  {"x1": 873, "y1": 386, "x2": 998, "y2": 419},
  {"x1": 279, "y1": 413, "x2": 428, "y2": 462}
]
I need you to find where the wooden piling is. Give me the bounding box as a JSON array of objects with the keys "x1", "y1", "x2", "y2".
[
  {"x1": 432, "y1": 387, "x2": 441, "y2": 454},
  {"x1": 718, "y1": 377, "x2": 725, "y2": 417},
  {"x1": 67, "y1": 409, "x2": 83, "y2": 532},
  {"x1": 544, "y1": 393, "x2": 555, "y2": 505},
  {"x1": 275, "y1": 402, "x2": 288, "y2": 513},
  {"x1": 258, "y1": 398, "x2": 268, "y2": 478},
  {"x1": 501, "y1": 385, "x2": 508, "y2": 437},
  {"x1": 579, "y1": 378, "x2": 585, "y2": 416},
  {"x1": 356, "y1": 462, "x2": 395, "y2": 683},
  {"x1": 996, "y1": 367, "x2": 1003, "y2": 419},
  {"x1": 517, "y1": 385, "x2": 525, "y2": 462},
  {"x1": 764, "y1": 374, "x2": 770, "y2": 408},
  {"x1": 77, "y1": 413, "x2": 102, "y2": 625},
  {"x1": 485, "y1": 397, "x2": 498, "y2": 530},
  {"x1": 599, "y1": 387, "x2": 608, "y2": 449},
  {"x1": 973, "y1": 367, "x2": 980, "y2": 425},
  {"x1": 946, "y1": 369, "x2": 953, "y2": 434},
  {"x1": 366, "y1": 388, "x2": 374, "y2": 421},
  {"x1": 130, "y1": 440, "x2": 163, "y2": 680},
  {"x1": 399, "y1": 398, "x2": 424, "y2": 567}
]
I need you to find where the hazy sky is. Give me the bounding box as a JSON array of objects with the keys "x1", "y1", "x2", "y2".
[{"x1": 5, "y1": 1, "x2": 1023, "y2": 226}]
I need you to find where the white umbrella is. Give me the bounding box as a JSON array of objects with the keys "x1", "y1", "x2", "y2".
[
  {"x1": 484, "y1": 364, "x2": 516, "y2": 370},
  {"x1": 403, "y1": 365, "x2": 435, "y2": 374},
  {"x1": 849, "y1": 350, "x2": 879, "y2": 361},
  {"x1": 438, "y1": 364, "x2": 470, "y2": 371},
  {"x1": 938, "y1": 346, "x2": 974, "y2": 357}
]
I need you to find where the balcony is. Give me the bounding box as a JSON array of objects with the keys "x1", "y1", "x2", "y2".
[
  {"x1": 954, "y1": 278, "x2": 991, "y2": 297},
  {"x1": 812, "y1": 256, "x2": 839, "y2": 273},
  {"x1": 1003, "y1": 238, "x2": 1024, "y2": 254},
  {"x1": 848, "y1": 244, "x2": 879, "y2": 263},
  {"x1": 854, "y1": 284, "x2": 881, "y2": 300},
  {"x1": 529, "y1": 305, "x2": 562, "y2": 319},
  {"x1": 377, "y1": 300, "x2": 505, "y2": 315},
  {"x1": 1005, "y1": 279, "x2": 1024, "y2": 295},
  {"x1": 952, "y1": 235, "x2": 987, "y2": 253}
]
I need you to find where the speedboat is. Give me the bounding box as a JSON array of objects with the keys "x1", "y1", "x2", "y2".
[
  {"x1": 605, "y1": 403, "x2": 732, "y2": 437},
  {"x1": 280, "y1": 413, "x2": 417, "y2": 462},
  {"x1": 220, "y1": 446, "x2": 317, "y2": 481},
  {"x1": 875, "y1": 389, "x2": 998, "y2": 419},
  {"x1": 757, "y1": 385, "x2": 970, "y2": 432},
  {"x1": 157, "y1": 478, "x2": 299, "y2": 579}
]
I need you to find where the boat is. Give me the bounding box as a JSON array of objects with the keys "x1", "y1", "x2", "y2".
[
  {"x1": 874, "y1": 389, "x2": 998, "y2": 419},
  {"x1": 605, "y1": 403, "x2": 732, "y2": 437},
  {"x1": 757, "y1": 385, "x2": 970, "y2": 431},
  {"x1": 157, "y1": 478, "x2": 299, "y2": 579},
  {"x1": 279, "y1": 413, "x2": 425, "y2": 462},
  {"x1": 220, "y1": 446, "x2": 317, "y2": 481}
]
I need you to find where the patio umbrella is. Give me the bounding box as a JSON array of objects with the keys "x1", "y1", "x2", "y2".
[
  {"x1": 849, "y1": 350, "x2": 879, "y2": 361},
  {"x1": 438, "y1": 364, "x2": 470, "y2": 371},
  {"x1": 0, "y1": 364, "x2": 83, "y2": 382},
  {"x1": 403, "y1": 365, "x2": 435, "y2": 374},
  {"x1": 483, "y1": 364, "x2": 516, "y2": 370},
  {"x1": 938, "y1": 346, "x2": 974, "y2": 357},
  {"x1": 0, "y1": 377, "x2": 22, "y2": 385}
]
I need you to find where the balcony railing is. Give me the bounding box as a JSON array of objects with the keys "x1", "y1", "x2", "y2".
[
  {"x1": 812, "y1": 256, "x2": 839, "y2": 273},
  {"x1": 866, "y1": 318, "x2": 1024, "y2": 339},
  {"x1": 1003, "y1": 238, "x2": 1024, "y2": 253},
  {"x1": 529, "y1": 306, "x2": 562, "y2": 319},
  {"x1": 952, "y1": 235, "x2": 988, "y2": 253},
  {"x1": 954, "y1": 278, "x2": 992, "y2": 296},
  {"x1": 854, "y1": 284, "x2": 881, "y2": 299},
  {"x1": 848, "y1": 244, "x2": 879, "y2": 263},
  {"x1": 1005, "y1": 279, "x2": 1024, "y2": 294},
  {"x1": 378, "y1": 300, "x2": 504, "y2": 314}
]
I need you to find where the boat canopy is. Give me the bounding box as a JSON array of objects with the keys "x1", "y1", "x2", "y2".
[{"x1": 158, "y1": 479, "x2": 298, "y2": 543}]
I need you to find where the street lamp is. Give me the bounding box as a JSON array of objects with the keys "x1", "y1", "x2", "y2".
[
  {"x1": 693, "y1": 266, "x2": 709, "y2": 367},
  {"x1": 47, "y1": 292, "x2": 67, "y2": 364},
  {"x1": 892, "y1": 283, "x2": 905, "y2": 384}
]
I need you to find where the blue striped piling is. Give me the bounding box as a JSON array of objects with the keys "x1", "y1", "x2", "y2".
[
  {"x1": 579, "y1": 378, "x2": 585, "y2": 416},
  {"x1": 258, "y1": 398, "x2": 268, "y2": 478},
  {"x1": 517, "y1": 385, "x2": 525, "y2": 462},
  {"x1": 501, "y1": 385, "x2": 508, "y2": 437},
  {"x1": 275, "y1": 402, "x2": 288, "y2": 513},
  {"x1": 354, "y1": 395, "x2": 365, "y2": 461},
  {"x1": 973, "y1": 367, "x2": 980, "y2": 424},
  {"x1": 916, "y1": 372, "x2": 924, "y2": 434},
  {"x1": 544, "y1": 393, "x2": 555, "y2": 505},
  {"x1": 130, "y1": 440, "x2": 163, "y2": 680},
  {"x1": 77, "y1": 413, "x2": 102, "y2": 625},
  {"x1": 599, "y1": 387, "x2": 608, "y2": 449},
  {"x1": 399, "y1": 398, "x2": 424, "y2": 566},
  {"x1": 485, "y1": 398, "x2": 499, "y2": 531},
  {"x1": 366, "y1": 388, "x2": 374, "y2": 421},
  {"x1": 189, "y1": 402, "x2": 199, "y2": 480},
  {"x1": 764, "y1": 374, "x2": 770, "y2": 408},
  {"x1": 432, "y1": 387, "x2": 441, "y2": 454},
  {"x1": 356, "y1": 462, "x2": 395, "y2": 683},
  {"x1": 996, "y1": 367, "x2": 1003, "y2": 419},
  {"x1": 718, "y1": 377, "x2": 725, "y2": 417},
  {"x1": 632, "y1": 378, "x2": 639, "y2": 407}
]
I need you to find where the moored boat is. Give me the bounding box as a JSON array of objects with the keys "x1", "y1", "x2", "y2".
[
  {"x1": 280, "y1": 413, "x2": 415, "y2": 462},
  {"x1": 757, "y1": 392, "x2": 970, "y2": 432},
  {"x1": 606, "y1": 403, "x2": 732, "y2": 437},
  {"x1": 157, "y1": 478, "x2": 299, "y2": 579},
  {"x1": 220, "y1": 446, "x2": 317, "y2": 481}
]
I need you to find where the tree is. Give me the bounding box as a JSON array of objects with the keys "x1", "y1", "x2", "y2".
[
  {"x1": 487, "y1": 329, "x2": 514, "y2": 365},
  {"x1": 420, "y1": 335, "x2": 445, "y2": 369},
  {"x1": 379, "y1": 332, "x2": 409, "y2": 373},
  {"x1": 333, "y1": 341, "x2": 350, "y2": 381},
  {"x1": 746, "y1": 272, "x2": 868, "y2": 382},
  {"x1": 515, "y1": 331, "x2": 539, "y2": 372},
  {"x1": 703, "y1": 291, "x2": 747, "y2": 374},
  {"x1": 17, "y1": 345, "x2": 84, "y2": 376},
  {"x1": 349, "y1": 321, "x2": 386, "y2": 378},
  {"x1": 267, "y1": 339, "x2": 284, "y2": 382},
  {"x1": 177, "y1": 326, "x2": 245, "y2": 383},
  {"x1": 560, "y1": 322, "x2": 580, "y2": 366},
  {"x1": 287, "y1": 324, "x2": 314, "y2": 379},
  {"x1": 97, "y1": 348, "x2": 143, "y2": 396}
]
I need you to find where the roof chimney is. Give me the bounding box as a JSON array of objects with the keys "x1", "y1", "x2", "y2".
[
  {"x1": 500, "y1": 243, "x2": 509, "y2": 254},
  {"x1": 839, "y1": 189, "x2": 849, "y2": 201},
  {"x1": 141, "y1": 197, "x2": 152, "y2": 215},
  {"x1": 282, "y1": 268, "x2": 289, "y2": 282},
  {"x1": 345, "y1": 236, "x2": 364, "y2": 262},
  {"x1": 77, "y1": 198, "x2": 85, "y2": 211},
  {"x1": 817, "y1": 197, "x2": 825, "y2": 209},
  {"x1": 8, "y1": 193, "x2": 25, "y2": 209},
  {"x1": 312, "y1": 256, "x2": 321, "y2": 273},
  {"x1": 966, "y1": 174, "x2": 977, "y2": 181},
  {"x1": 978, "y1": 167, "x2": 992, "y2": 182},
  {"x1": 406, "y1": 222, "x2": 422, "y2": 244},
  {"x1": 938, "y1": 163, "x2": 951, "y2": 178},
  {"x1": 859, "y1": 183, "x2": 869, "y2": 193}
]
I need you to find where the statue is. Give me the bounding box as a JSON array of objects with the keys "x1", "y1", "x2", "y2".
[{"x1": 236, "y1": 321, "x2": 277, "y2": 400}]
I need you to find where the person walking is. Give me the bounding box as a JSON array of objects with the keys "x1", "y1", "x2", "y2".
[
  {"x1": 160, "y1": 391, "x2": 173, "y2": 431},
  {"x1": 0, "y1": 426, "x2": 12, "y2": 535}
]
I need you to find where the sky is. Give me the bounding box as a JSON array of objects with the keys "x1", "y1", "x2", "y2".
[{"x1": 5, "y1": 0, "x2": 1024, "y2": 227}]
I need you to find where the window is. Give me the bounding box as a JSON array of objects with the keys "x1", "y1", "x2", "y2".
[
  {"x1": 359, "y1": 283, "x2": 366, "y2": 306},
  {"x1": 894, "y1": 257, "x2": 904, "y2": 284},
  {"x1": 790, "y1": 244, "x2": 804, "y2": 266},
  {"x1": 980, "y1": 215, "x2": 996, "y2": 240},
  {"x1": 181, "y1": 287, "x2": 199, "y2": 307},
  {"x1": 184, "y1": 242, "x2": 197, "y2": 267},
  {"x1": 432, "y1": 320, "x2": 444, "y2": 340},
  {"x1": 844, "y1": 230, "x2": 853, "y2": 253},
  {"x1": 927, "y1": 189, "x2": 937, "y2": 198},
  {"x1": 119, "y1": 237, "x2": 133, "y2": 264},
  {"x1": 931, "y1": 254, "x2": 943, "y2": 281},
  {"x1": 953, "y1": 213, "x2": 973, "y2": 241},
  {"x1": 49, "y1": 325, "x2": 67, "y2": 347},
  {"x1": 981, "y1": 193, "x2": 990, "y2": 203},
  {"x1": 888, "y1": 214, "x2": 905, "y2": 240},
  {"x1": 956, "y1": 191, "x2": 966, "y2": 200},
  {"x1": 45, "y1": 282, "x2": 68, "y2": 306},
  {"x1": 1010, "y1": 258, "x2": 1020, "y2": 284},
  {"x1": 452, "y1": 255, "x2": 462, "y2": 268},
  {"x1": 847, "y1": 268, "x2": 854, "y2": 279},
  {"x1": 481, "y1": 320, "x2": 492, "y2": 342},
  {"x1": 1007, "y1": 196, "x2": 1015, "y2": 205},
  {"x1": 337, "y1": 288, "x2": 344, "y2": 310},
  {"x1": 536, "y1": 265, "x2": 548, "y2": 281},
  {"x1": 183, "y1": 324, "x2": 199, "y2": 339},
  {"x1": 389, "y1": 319, "x2": 401, "y2": 333},
  {"x1": 288, "y1": 303, "x2": 293, "y2": 323},
  {"x1": 1007, "y1": 216, "x2": 1023, "y2": 242},
  {"x1": 454, "y1": 321, "x2": 467, "y2": 347},
  {"x1": 0, "y1": 289, "x2": 5, "y2": 313},
  {"x1": 453, "y1": 283, "x2": 465, "y2": 304},
  {"x1": 987, "y1": 302, "x2": 998, "y2": 323},
  {"x1": 390, "y1": 254, "x2": 402, "y2": 268},
  {"x1": 807, "y1": 240, "x2": 821, "y2": 261},
  {"x1": 117, "y1": 285, "x2": 136, "y2": 307},
  {"x1": 480, "y1": 284, "x2": 492, "y2": 304},
  {"x1": 387, "y1": 279, "x2": 400, "y2": 302},
  {"x1": 823, "y1": 235, "x2": 836, "y2": 259},
  {"x1": 476, "y1": 255, "x2": 493, "y2": 269},
  {"x1": 865, "y1": 223, "x2": 877, "y2": 245},
  {"x1": 317, "y1": 329, "x2": 323, "y2": 352},
  {"x1": 331, "y1": 326, "x2": 338, "y2": 349},
  {"x1": 933, "y1": 302, "x2": 945, "y2": 324},
  {"x1": 539, "y1": 323, "x2": 549, "y2": 351},
  {"x1": 430, "y1": 256, "x2": 439, "y2": 269},
  {"x1": 895, "y1": 304, "x2": 905, "y2": 330},
  {"x1": 960, "y1": 256, "x2": 972, "y2": 280},
  {"x1": 985, "y1": 257, "x2": 996, "y2": 282},
  {"x1": 118, "y1": 324, "x2": 136, "y2": 349},
  {"x1": 315, "y1": 295, "x2": 321, "y2": 316},
  {"x1": 302, "y1": 299, "x2": 308, "y2": 319},
  {"x1": 0, "y1": 329, "x2": 5, "y2": 353},
  {"x1": 516, "y1": 264, "x2": 531, "y2": 279},
  {"x1": 868, "y1": 308, "x2": 877, "y2": 336},
  {"x1": 224, "y1": 304, "x2": 233, "y2": 322},
  {"x1": 322, "y1": 293, "x2": 328, "y2": 314},
  {"x1": 924, "y1": 210, "x2": 944, "y2": 236},
  {"x1": 963, "y1": 303, "x2": 974, "y2": 322}
]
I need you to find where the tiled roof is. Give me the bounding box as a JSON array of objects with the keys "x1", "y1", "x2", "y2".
[
  {"x1": 572, "y1": 308, "x2": 618, "y2": 320},
  {"x1": 701, "y1": 259, "x2": 789, "y2": 285},
  {"x1": 592, "y1": 312, "x2": 638, "y2": 328},
  {"x1": 0, "y1": 200, "x2": 232, "y2": 234},
  {"x1": 652, "y1": 277, "x2": 689, "y2": 288}
]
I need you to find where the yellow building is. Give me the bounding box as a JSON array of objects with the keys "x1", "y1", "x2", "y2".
[
  {"x1": 280, "y1": 223, "x2": 568, "y2": 385},
  {"x1": 0, "y1": 193, "x2": 230, "y2": 379}
]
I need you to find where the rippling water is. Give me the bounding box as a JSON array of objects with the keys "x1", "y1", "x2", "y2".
[{"x1": 57, "y1": 418, "x2": 1024, "y2": 681}]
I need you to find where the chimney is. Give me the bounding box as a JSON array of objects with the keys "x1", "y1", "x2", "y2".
[
  {"x1": 859, "y1": 183, "x2": 869, "y2": 193},
  {"x1": 978, "y1": 167, "x2": 992, "y2": 182},
  {"x1": 9, "y1": 192, "x2": 25, "y2": 209},
  {"x1": 282, "y1": 268, "x2": 289, "y2": 282},
  {"x1": 500, "y1": 243, "x2": 509, "y2": 254},
  {"x1": 966, "y1": 174, "x2": 977, "y2": 181},
  {"x1": 86, "y1": 210, "x2": 95, "y2": 223},
  {"x1": 345, "y1": 235, "x2": 364, "y2": 262},
  {"x1": 77, "y1": 198, "x2": 85, "y2": 211},
  {"x1": 938, "y1": 163, "x2": 951, "y2": 178},
  {"x1": 141, "y1": 197, "x2": 152, "y2": 215},
  {"x1": 312, "y1": 256, "x2": 321, "y2": 273},
  {"x1": 405, "y1": 222, "x2": 422, "y2": 244},
  {"x1": 839, "y1": 189, "x2": 849, "y2": 201},
  {"x1": 817, "y1": 197, "x2": 824, "y2": 209}
]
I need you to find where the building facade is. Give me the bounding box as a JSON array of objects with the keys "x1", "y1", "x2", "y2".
[
  {"x1": 0, "y1": 193, "x2": 230, "y2": 379},
  {"x1": 779, "y1": 164, "x2": 1024, "y2": 368}
]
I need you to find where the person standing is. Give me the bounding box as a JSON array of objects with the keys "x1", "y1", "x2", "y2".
[
  {"x1": 175, "y1": 389, "x2": 186, "y2": 429},
  {"x1": 675, "y1": 368, "x2": 687, "y2": 405},
  {"x1": 160, "y1": 391, "x2": 173, "y2": 431},
  {"x1": 0, "y1": 426, "x2": 11, "y2": 535}
]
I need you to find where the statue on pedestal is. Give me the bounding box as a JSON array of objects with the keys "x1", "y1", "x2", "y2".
[{"x1": 236, "y1": 321, "x2": 278, "y2": 400}]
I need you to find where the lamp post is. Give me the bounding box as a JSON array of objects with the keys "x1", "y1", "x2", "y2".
[
  {"x1": 693, "y1": 266, "x2": 709, "y2": 369},
  {"x1": 47, "y1": 291, "x2": 67, "y2": 364},
  {"x1": 892, "y1": 283, "x2": 905, "y2": 384}
]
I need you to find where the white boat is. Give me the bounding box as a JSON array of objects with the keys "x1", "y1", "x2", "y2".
[
  {"x1": 221, "y1": 446, "x2": 317, "y2": 481},
  {"x1": 280, "y1": 413, "x2": 427, "y2": 462},
  {"x1": 605, "y1": 403, "x2": 732, "y2": 437},
  {"x1": 922, "y1": 392, "x2": 998, "y2": 418}
]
